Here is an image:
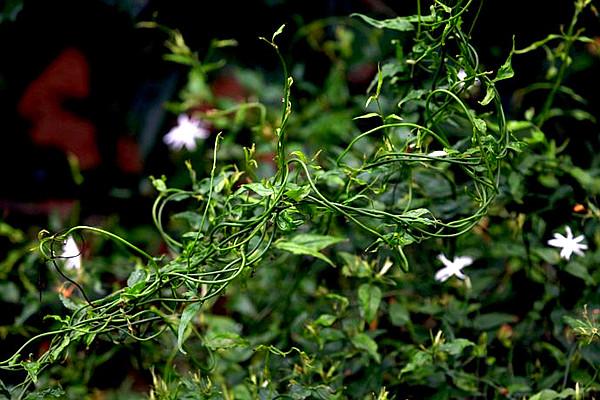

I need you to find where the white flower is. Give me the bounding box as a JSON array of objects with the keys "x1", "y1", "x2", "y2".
[
  {"x1": 61, "y1": 236, "x2": 81, "y2": 270},
  {"x1": 456, "y1": 68, "x2": 481, "y2": 90},
  {"x1": 435, "y1": 253, "x2": 473, "y2": 282},
  {"x1": 428, "y1": 150, "x2": 448, "y2": 157},
  {"x1": 163, "y1": 114, "x2": 209, "y2": 151},
  {"x1": 547, "y1": 226, "x2": 588, "y2": 260},
  {"x1": 378, "y1": 258, "x2": 394, "y2": 276}
]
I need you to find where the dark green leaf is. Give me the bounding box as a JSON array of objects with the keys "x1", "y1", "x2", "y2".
[
  {"x1": 275, "y1": 234, "x2": 344, "y2": 266},
  {"x1": 358, "y1": 284, "x2": 382, "y2": 322},
  {"x1": 440, "y1": 338, "x2": 474, "y2": 356},
  {"x1": 351, "y1": 333, "x2": 381, "y2": 363},
  {"x1": 389, "y1": 302, "x2": 410, "y2": 326},
  {"x1": 472, "y1": 313, "x2": 517, "y2": 330},
  {"x1": 564, "y1": 261, "x2": 594, "y2": 285}
]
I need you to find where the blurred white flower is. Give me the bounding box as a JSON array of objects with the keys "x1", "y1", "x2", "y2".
[
  {"x1": 457, "y1": 68, "x2": 481, "y2": 91},
  {"x1": 378, "y1": 258, "x2": 394, "y2": 276},
  {"x1": 547, "y1": 226, "x2": 587, "y2": 260},
  {"x1": 428, "y1": 150, "x2": 448, "y2": 157},
  {"x1": 163, "y1": 114, "x2": 209, "y2": 151},
  {"x1": 435, "y1": 253, "x2": 473, "y2": 282},
  {"x1": 61, "y1": 236, "x2": 81, "y2": 270}
]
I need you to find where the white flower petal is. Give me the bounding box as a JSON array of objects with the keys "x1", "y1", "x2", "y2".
[
  {"x1": 61, "y1": 236, "x2": 81, "y2": 270},
  {"x1": 435, "y1": 267, "x2": 451, "y2": 282},
  {"x1": 565, "y1": 226, "x2": 573, "y2": 239},
  {"x1": 428, "y1": 150, "x2": 448, "y2": 158},
  {"x1": 437, "y1": 253, "x2": 452, "y2": 267}
]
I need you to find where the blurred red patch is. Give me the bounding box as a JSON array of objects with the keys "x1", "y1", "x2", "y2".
[{"x1": 18, "y1": 48, "x2": 100, "y2": 169}]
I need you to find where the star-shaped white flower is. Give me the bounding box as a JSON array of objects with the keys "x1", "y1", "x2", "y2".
[
  {"x1": 435, "y1": 253, "x2": 473, "y2": 282},
  {"x1": 61, "y1": 236, "x2": 81, "y2": 270},
  {"x1": 163, "y1": 114, "x2": 209, "y2": 151},
  {"x1": 547, "y1": 226, "x2": 587, "y2": 260}
]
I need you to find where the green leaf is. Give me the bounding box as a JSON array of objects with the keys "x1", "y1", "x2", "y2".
[
  {"x1": 353, "y1": 112, "x2": 381, "y2": 120},
  {"x1": 479, "y1": 84, "x2": 496, "y2": 106},
  {"x1": 340, "y1": 252, "x2": 371, "y2": 277},
  {"x1": 172, "y1": 211, "x2": 203, "y2": 229},
  {"x1": 440, "y1": 338, "x2": 474, "y2": 356},
  {"x1": 351, "y1": 13, "x2": 414, "y2": 31},
  {"x1": 358, "y1": 284, "x2": 382, "y2": 322},
  {"x1": 400, "y1": 351, "x2": 430, "y2": 375},
  {"x1": 48, "y1": 337, "x2": 70, "y2": 363},
  {"x1": 150, "y1": 176, "x2": 167, "y2": 193},
  {"x1": 473, "y1": 117, "x2": 487, "y2": 133},
  {"x1": 275, "y1": 234, "x2": 344, "y2": 266},
  {"x1": 567, "y1": 166, "x2": 600, "y2": 194},
  {"x1": 562, "y1": 315, "x2": 589, "y2": 331},
  {"x1": 22, "y1": 360, "x2": 41, "y2": 384},
  {"x1": 314, "y1": 314, "x2": 337, "y2": 327},
  {"x1": 244, "y1": 182, "x2": 275, "y2": 197},
  {"x1": 472, "y1": 313, "x2": 517, "y2": 330},
  {"x1": 534, "y1": 248, "x2": 560, "y2": 264},
  {"x1": 389, "y1": 302, "x2": 410, "y2": 326},
  {"x1": 285, "y1": 184, "x2": 311, "y2": 201},
  {"x1": 494, "y1": 37, "x2": 515, "y2": 82},
  {"x1": 529, "y1": 388, "x2": 576, "y2": 400},
  {"x1": 204, "y1": 332, "x2": 249, "y2": 350},
  {"x1": 24, "y1": 386, "x2": 65, "y2": 400},
  {"x1": 0, "y1": 378, "x2": 11, "y2": 399},
  {"x1": 564, "y1": 261, "x2": 594, "y2": 285},
  {"x1": 351, "y1": 333, "x2": 381, "y2": 363},
  {"x1": 127, "y1": 269, "x2": 147, "y2": 288},
  {"x1": 177, "y1": 301, "x2": 202, "y2": 354},
  {"x1": 271, "y1": 24, "x2": 285, "y2": 42},
  {"x1": 0, "y1": 281, "x2": 19, "y2": 303},
  {"x1": 398, "y1": 89, "x2": 427, "y2": 109},
  {"x1": 0, "y1": 221, "x2": 25, "y2": 242}
]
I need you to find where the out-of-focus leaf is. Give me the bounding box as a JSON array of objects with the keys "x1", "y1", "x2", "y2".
[
  {"x1": 358, "y1": 284, "x2": 382, "y2": 322},
  {"x1": 351, "y1": 333, "x2": 381, "y2": 363}
]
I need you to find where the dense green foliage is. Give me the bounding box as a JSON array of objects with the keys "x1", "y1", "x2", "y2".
[{"x1": 1, "y1": 0, "x2": 599, "y2": 398}]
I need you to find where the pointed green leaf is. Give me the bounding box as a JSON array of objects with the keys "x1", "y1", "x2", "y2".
[
  {"x1": 177, "y1": 301, "x2": 202, "y2": 354},
  {"x1": 314, "y1": 314, "x2": 337, "y2": 327},
  {"x1": 351, "y1": 13, "x2": 414, "y2": 31},
  {"x1": 244, "y1": 182, "x2": 275, "y2": 197},
  {"x1": 494, "y1": 37, "x2": 515, "y2": 82}
]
